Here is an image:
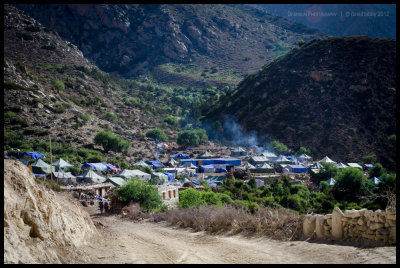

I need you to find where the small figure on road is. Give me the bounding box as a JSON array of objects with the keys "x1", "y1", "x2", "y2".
[{"x1": 99, "y1": 199, "x2": 104, "y2": 214}]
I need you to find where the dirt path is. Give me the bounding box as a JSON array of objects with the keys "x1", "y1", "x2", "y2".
[{"x1": 78, "y1": 205, "x2": 396, "y2": 264}]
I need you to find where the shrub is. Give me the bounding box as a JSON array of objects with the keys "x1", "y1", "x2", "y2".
[
  {"x1": 178, "y1": 188, "x2": 206, "y2": 208},
  {"x1": 145, "y1": 128, "x2": 168, "y2": 142},
  {"x1": 105, "y1": 111, "x2": 119, "y2": 121},
  {"x1": 51, "y1": 78, "x2": 65, "y2": 91},
  {"x1": 200, "y1": 191, "x2": 222, "y2": 207},
  {"x1": 115, "y1": 178, "x2": 163, "y2": 212}
]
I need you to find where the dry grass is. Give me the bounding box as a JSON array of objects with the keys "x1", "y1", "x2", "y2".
[{"x1": 151, "y1": 205, "x2": 304, "y2": 241}]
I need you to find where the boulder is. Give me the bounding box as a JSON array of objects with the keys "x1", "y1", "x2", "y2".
[{"x1": 303, "y1": 214, "x2": 316, "y2": 238}]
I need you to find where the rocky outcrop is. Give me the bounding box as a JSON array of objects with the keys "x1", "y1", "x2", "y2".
[{"x1": 4, "y1": 160, "x2": 98, "y2": 264}]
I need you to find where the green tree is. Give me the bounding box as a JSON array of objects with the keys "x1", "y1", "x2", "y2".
[
  {"x1": 369, "y1": 163, "x2": 386, "y2": 179},
  {"x1": 271, "y1": 140, "x2": 288, "y2": 154},
  {"x1": 94, "y1": 130, "x2": 131, "y2": 153},
  {"x1": 177, "y1": 129, "x2": 208, "y2": 146},
  {"x1": 297, "y1": 146, "x2": 311, "y2": 156},
  {"x1": 145, "y1": 129, "x2": 168, "y2": 142},
  {"x1": 115, "y1": 178, "x2": 163, "y2": 212},
  {"x1": 333, "y1": 168, "x2": 375, "y2": 203},
  {"x1": 312, "y1": 162, "x2": 339, "y2": 184}
]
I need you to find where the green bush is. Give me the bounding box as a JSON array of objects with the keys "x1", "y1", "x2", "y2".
[
  {"x1": 333, "y1": 168, "x2": 375, "y2": 203},
  {"x1": 145, "y1": 128, "x2": 168, "y2": 142},
  {"x1": 164, "y1": 116, "x2": 178, "y2": 126},
  {"x1": 178, "y1": 188, "x2": 206, "y2": 208},
  {"x1": 51, "y1": 78, "x2": 65, "y2": 91},
  {"x1": 200, "y1": 191, "x2": 223, "y2": 207},
  {"x1": 105, "y1": 111, "x2": 119, "y2": 121},
  {"x1": 115, "y1": 178, "x2": 163, "y2": 212}
]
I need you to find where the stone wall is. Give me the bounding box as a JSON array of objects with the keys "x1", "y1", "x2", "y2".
[{"x1": 303, "y1": 207, "x2": 396, "y2": 246}]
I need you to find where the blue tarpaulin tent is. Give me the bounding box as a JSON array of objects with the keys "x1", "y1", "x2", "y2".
[
  {"x1": 191, "y1": 180, "x2": 201, "y2": 185},
  {"x1": 287, "y1": 165, "x2": 308, "y2": 173},
  {"x1": 162, "y1": 172, "x2": 175, "y2": 181},
  {"x1": 170, "y1": 153, "x2": 190, "y2": 159},
  {"x1": 146, "y1": 160, "x2": 165, "y2": 170},
  {"x1": 20, "y1": 151, "x2": 45, "y2": 159},
  {"x1": 81, "y1": 162, "x2": 117, "y2": 171},
  {"x1": 199, "y1": 164, "x2": 216, "y2": 173},
  {"x1": 206, "y1": 180, "x2": 218, "y2": 187}
]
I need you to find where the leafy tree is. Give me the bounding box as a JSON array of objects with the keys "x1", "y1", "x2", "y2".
[
  {"x1": 164, "y1": 116, "x2": 178, "y2": 126},
  {"x1": 271, "y1": 140, "x2": 288, "y2": 154},
  {"x1": 146, "y1": 128, "x2": 168, "y2": 142},
  {"x1": 94, "y1": 130, "x2": 131, "y2": 153},
  {"x1": 115, "y1": 178, "x2": 163, "y2": 212},
  {"x1": 297, "y1": 146, "x2": 311, "y2": 156},
  {"x1": 333, "y1": 167, "x2": 375, "y2": 203},
  {"x1": 312, "y1": 162, "x2": 339, "y2": 184},
  {"x1": 369, "y1": 163, "x2": 386, "y2": 179},
  {"x1": 362, "y1": 154, "x2": 377, "y2": 164},
  {"x1": 177, "y1": 129, "x2": 208, "y2": 146}
]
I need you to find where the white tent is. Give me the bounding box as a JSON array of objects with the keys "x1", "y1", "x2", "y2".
[
  {"x1": 326, "y1": 178, "x2": 336, "y2": 186},
  {"x1": 77, "y1": 170, "x2": 106, "y2": 184},
  {"x1": 244, "y1": 162, "x2": 256, "y2": 170},
  {"x1": 319, "y1": 156, "x2": 336, "y2": 164},
  {"x1": 180, "y1": 162, "x2": 197, "y2": 169},
  {"x1": 336, "y1": 162, "x2": 349, "y2": 169},
  {"x1": 347, "y1": 163, "x2": 363, "y2": 170},
  {"x1": 52, "y1": 171, "x2": 76, "y2": 185},
  {"x1": 261, "y1": 151, "x2": 277, "y2": 158},
  {"x1": 167, "y1": 158, "x2": 178, "y2": 167},
  {"x1": 52, "y1": 158, "x2": 74, "y2": 171},
  {"x1": 119, "y1": 169, "x2": 151, "y2": 181},
  {"x1": 133, "y1": 160, "x2": 149, "y2": 167},
  {"x1": 297, "y1": 153, "x2": 312, "y2": 162},
  {"x1": 274, "y1": 155, "x2": 291, "y2": 164}
]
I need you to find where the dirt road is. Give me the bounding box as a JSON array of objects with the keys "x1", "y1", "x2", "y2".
[{"x1": 79, "y1": 206, "x2": 396, "y2": 264}]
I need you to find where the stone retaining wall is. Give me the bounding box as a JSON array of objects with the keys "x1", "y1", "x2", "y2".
[{"x1": 303, "y1": 207, "x2": 396, "y2": 246}]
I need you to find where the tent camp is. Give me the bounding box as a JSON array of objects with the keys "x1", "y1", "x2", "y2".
[
  {"x1": 249, "y1": 163, "x2": 274, "y2": 173},
  {"x1": 230, "y1": 147, "x2": 247, "y2": 156},
  {"x1": 105, "y1": 177, "x2": 127, "y2": 187},
  {"x1": 347, "y1": 163, "x2": 363, "y2": 170},
  {"x1": 52, "y1": 171, "x2": 76, "y2": 185},
  {"x1": 286, "y1": 165, "x2": 308, "y2": 173},
  {"x1": 119, "y1": 169, "x2": 151, "y2": 181},
  {"x1": 31, "y1": 158, "x2": 55, "y2": 174},
  {"x1": 77, "y1": 170, "x2": 106, "y2": 184},
  {"x1": 199, "y1": 151, "x2": 215, "y2": 159},
  {"x1": 52, "y1": 158, "x2": 74, "y2": 171},
  {"x1": 326, "y1": 178, "x2": 336, "y2": 186},
  {"x1": 133, "y1": 160, "x2": 149, "y2": 167},
  {"x1": 336, "y1": 162, "x2": 349, "y2": 169},
  {"x1": 319, "y1": 156, "x2": 336, "y2": 164},
  {"x1": 308, "y1": 162, "x2": 324, "y2": 169}
]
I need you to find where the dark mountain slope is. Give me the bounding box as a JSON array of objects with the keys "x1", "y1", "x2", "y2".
[
  {"x1": 206, "y1": 36, "x2": 396, "y2": 170},
  {"x1": 13, "y1": 4, "x2": 325, "y2": 89}
]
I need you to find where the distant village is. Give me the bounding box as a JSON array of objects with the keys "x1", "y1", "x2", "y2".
[{"x1": 17, "y1": 145, "x2": 380, "y2": 207}]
